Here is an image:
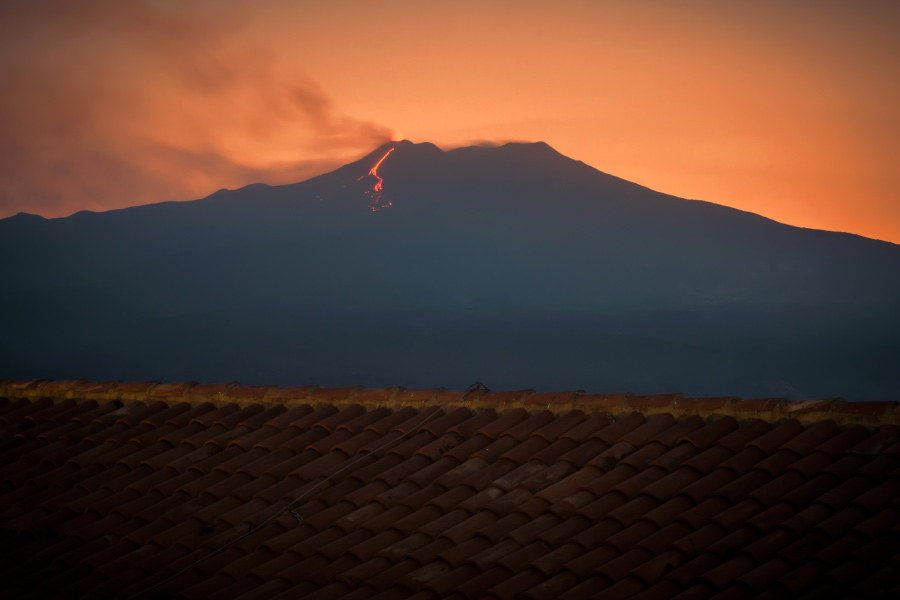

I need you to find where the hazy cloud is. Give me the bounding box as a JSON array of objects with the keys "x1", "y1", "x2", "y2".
[
  {"x1": 449, "y1": 139, "x2": 533, "y2": 149},
  {"x1": 0, "y1": 0, "x2": 394, "y2": 218}
]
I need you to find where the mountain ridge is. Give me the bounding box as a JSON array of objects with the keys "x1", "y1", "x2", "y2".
[
  {"x1": 2, "y1": 140, "x2": 899, "y2": 399},
  {"x1": 2, "y1": 139, "x2": 896, "y2": 251}
]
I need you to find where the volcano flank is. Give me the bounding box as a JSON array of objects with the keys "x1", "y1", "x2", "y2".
[{"x1": 2, "y1": 141, "x2": 899, "y2": 399}]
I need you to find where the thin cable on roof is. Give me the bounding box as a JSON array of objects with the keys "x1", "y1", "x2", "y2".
[{"x1": 125, "y1": 381, "x2": 487, "y2": 600}]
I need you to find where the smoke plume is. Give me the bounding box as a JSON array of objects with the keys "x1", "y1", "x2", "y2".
[{"x1": 0, "y1": 1, "x2": 394, "y2": 218}]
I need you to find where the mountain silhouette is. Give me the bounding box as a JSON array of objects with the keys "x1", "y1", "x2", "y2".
[{"x1": 2, "y1": 140, "x2": 899, "y2": 399}]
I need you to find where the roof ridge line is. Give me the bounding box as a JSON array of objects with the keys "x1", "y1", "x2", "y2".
[{"x1": 0, "y1": 378, "x2": 897, "y2": 429}]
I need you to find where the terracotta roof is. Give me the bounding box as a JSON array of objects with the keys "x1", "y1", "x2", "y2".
[{"x1": 1, "y1": 379, "x2": 900, "y2": 600}]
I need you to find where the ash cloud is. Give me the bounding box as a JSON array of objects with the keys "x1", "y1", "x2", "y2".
[{"x1": 0, "y1": 1, "x2": 393, "y2": 218}]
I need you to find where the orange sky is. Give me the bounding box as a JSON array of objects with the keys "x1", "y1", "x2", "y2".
[{"x1": 2, "y1": 1, "x2": 898, "y2": 242}]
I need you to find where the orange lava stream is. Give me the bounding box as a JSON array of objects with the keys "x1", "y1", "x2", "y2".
[{"x1": 358, "y1": 147, "x2": 395, "y2": 211}]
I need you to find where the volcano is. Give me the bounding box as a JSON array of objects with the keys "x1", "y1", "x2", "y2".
[{"x1": 2, "y1": 141, "x2": 899, "y2": 399}]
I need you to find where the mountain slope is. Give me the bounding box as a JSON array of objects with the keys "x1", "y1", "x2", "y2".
[{"x1": 2, "y1": 141, "x2": 899, "y2": 399}]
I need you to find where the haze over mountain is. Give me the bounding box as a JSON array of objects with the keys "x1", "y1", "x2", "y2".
[{"x1": 2, "y1": 141, "x2": 898, "y2": 400}]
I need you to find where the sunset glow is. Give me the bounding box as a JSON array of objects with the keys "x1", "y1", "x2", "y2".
[{"x1": 1, "y1": 1, "x2": 898, "y2": 242}]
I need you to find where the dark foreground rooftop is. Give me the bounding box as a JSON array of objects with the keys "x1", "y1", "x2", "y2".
[{"x1": 1, "y1": 379, "x2": 900, "y2": 599}]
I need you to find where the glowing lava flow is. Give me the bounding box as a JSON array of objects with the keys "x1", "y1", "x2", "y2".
[{"x1": 358, "y1": 147, "x2": 395, "y2": 211}]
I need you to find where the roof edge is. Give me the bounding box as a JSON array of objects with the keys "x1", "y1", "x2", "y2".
[{"x1": 0, "y1": 378, "x2": 896, "y2": 429}]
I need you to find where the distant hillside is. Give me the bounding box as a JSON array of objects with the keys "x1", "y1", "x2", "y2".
[{"x1": 2, "y1": 141, "x2": 899, "y2": 399}]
